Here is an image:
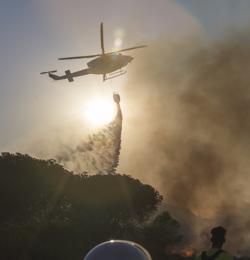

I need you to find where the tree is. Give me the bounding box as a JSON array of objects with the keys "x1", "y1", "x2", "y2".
[
  {"x1": 0, "y1": 153, "x2": 180, "y2": 260},
  {"x1": 142, "y1": 211, "x2": 182, "y2": 259}
]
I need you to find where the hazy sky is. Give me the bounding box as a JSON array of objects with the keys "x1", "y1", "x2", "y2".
[
  {"x1": 0, "y1": 0, "x2": 196, "y2": 148},
  {"x1": 1, "y1": 0, "x2": 250, "y2": 160}
]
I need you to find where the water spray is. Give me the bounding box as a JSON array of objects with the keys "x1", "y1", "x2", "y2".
[{"x1": 57, "y1": 93, "x2": 123, "y2": 175}]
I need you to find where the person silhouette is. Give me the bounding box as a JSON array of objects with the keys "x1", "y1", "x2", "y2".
[{"x1": 195, "y1": 226, "x2": 233, "y2": 260}]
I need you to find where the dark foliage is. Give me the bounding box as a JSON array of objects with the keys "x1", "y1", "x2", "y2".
[{"x1": 0, "y1": 153, "x2": 182, "y2": 260}]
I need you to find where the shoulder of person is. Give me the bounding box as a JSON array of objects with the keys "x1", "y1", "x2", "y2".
[
  {"x1": 219, "y1": 250, "x2": 234, "y2": 260},
  {"x1": 195, "y1": 249, "x2": 233, "y2": 260}
]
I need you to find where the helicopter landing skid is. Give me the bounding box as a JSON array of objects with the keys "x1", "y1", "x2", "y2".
[{"x1": 104, "y1": 70, "x2": 127, "y2": 81}]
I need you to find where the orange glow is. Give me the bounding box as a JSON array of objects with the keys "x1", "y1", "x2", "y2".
[
  {"x1": 165, "y1": 245, "x2": 195, "y2": 258},
  {"x1": 181, "y1": 248, "x2": 194, "y2": 257}
]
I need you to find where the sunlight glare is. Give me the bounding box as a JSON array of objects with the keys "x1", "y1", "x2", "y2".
[
  {"x1": 113, "y1": 28, "x2": 125, "y2": 50},
  {"x1": 114, "y1": 38, "x2": 123, "y2": 48},
  {"x1": 84, "y1": 98, "x2": 116, "y2": 127}
]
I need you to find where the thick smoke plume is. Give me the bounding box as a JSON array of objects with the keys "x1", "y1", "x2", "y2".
[
  {"x1": 57, "y1": 95, "x2": 122, "y2": 174},
  {"x1": 120, "y1": 31, "x2": 250, "y2": 253}
]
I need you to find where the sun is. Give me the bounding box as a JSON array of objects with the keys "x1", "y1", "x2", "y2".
[{"x1": 84, "y1": 98, "x2": 116, "y2": 127}]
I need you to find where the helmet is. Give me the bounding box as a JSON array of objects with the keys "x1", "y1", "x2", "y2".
[{"x1": 84, "y1": 240, "x2": 152, "y2": 260}]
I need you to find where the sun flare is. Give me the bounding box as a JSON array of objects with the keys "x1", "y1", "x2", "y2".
[{"x1": 84, "y1": 98, "x2": 116, "y2": 127}]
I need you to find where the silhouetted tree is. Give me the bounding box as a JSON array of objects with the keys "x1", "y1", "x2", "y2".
[
  {"x1": 0, "y1": 153, "x2": 182, "y2": 260},
  {"x1": 142, "y1": 211, "x2": 182, "y2": 259}
]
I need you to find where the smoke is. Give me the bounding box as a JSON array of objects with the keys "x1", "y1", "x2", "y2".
[
  {"x1": 119, "y1": 31, "x2": 250, "y2": 253},
  {"x1": 56, "y1": 98, "x2": 122, "y2": 174}
]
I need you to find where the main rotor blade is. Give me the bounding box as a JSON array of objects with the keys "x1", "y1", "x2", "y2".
[
  {"x1": 58, "y1": 54, "x2": 101, "y2": 60},
  {"x1": 107, "y1": 45, "x2": 147, "y2": 54},
  {"x1": 100, "y1": 22, "x2": 105, "y2": 54}
]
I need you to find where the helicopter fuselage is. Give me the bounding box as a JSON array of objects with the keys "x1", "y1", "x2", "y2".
[
  {"x1": 41, "y1": 23, "x2": 146, "y2": 82},
  {"x1": 87, "y1": 54, "x2": 133, "y2": 74}
]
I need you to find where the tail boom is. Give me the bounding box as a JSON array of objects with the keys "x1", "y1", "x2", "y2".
[{"x1": 47, "y1": 69, "x2": 91, "y2": 82}]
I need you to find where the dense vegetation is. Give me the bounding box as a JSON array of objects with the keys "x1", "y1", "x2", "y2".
[{"x1": 0, "y1": 153, "x2": 183, "y2": 260}]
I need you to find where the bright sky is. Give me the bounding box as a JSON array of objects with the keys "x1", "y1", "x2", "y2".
[{"x1": 0, "y1": 0, "x2": 249, "y2": 151}]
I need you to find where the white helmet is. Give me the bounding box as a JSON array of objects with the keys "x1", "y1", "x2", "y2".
[{"x1": 84, "y1": 240, "x2": 152, "y2": 260}]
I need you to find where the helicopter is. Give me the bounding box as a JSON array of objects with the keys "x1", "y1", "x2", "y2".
[{"x1": 41, "y1": 23, "x2": 146, "y2": 82}]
